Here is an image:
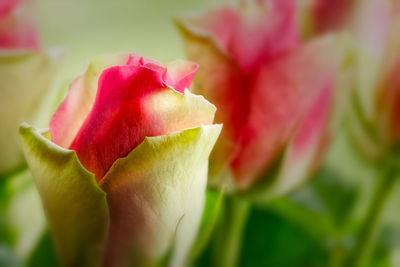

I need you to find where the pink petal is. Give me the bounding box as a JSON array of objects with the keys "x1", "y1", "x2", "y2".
[
  {"x1": 165, "y1": 60, "x2": 198, "y2": 93},
  {"x1": 177, "y1": 21, "x2": 250, "y2": 180},
  {"x1": 230, "y1": 0, "x2": 299, "y2": 73},
  {"x1": 126, "y1": 54, "x2": 198, "y2": 93},
  {"x1": 292, "y1": 83, "x2": 332, "y2": 155},
  {"x1": 273, "y1": 84, "x2": 333, "y2": 194},
  {"x1": 126, "y1": 53, "x2": 167, "y2": 76},
  {"x1": 50, "y1": 54, "x2": 131, "y2": 148},
  {"x1": 69, "y1": 66, "x2": 166, "y2": 180},
  {"x1": 0, "y1": 0, "x2": 18, "y2": 18},
  {"x1": 178, "y1": 0, "x2": 299, "y2": 73},
  {"x1": 50, "y1": 76, "x2": 95, "y2": 148},
  {"x1": 230, "y1": 37, "x2": 340, "y2": 187},
  {"x1": 177, "y1": 7, "x2": 239, "y2": 54}
]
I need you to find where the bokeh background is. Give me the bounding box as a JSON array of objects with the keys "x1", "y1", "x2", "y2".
[
  {"x1": 1, "y1": 0, "x2": 400, "y2": 266},
  {"x1": 37, "y1": 0, "x2": 220, "y2": 82}
]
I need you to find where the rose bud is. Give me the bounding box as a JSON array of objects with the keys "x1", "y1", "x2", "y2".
[
  {"x1": 307, "y1": 0, "x2": 394, "y2": 115},
  {"x1": 20, "y1": 53, "x2": 222, "y2": 266},
  {"x1": 176, "y1": 0, "x2": 345, "y2": 197},
  {"x1": 309, "y1": 0, "x2": 392, "y2": 54},
  {"x1": 0, "y1": 0, "x2": 60, "y2": 175},
  {"x1": 351, "y1": 21, "x2": 400, "y2": 159},
  {"x1": 305, "y1": 0, "x2": 399, "y2": 159}
]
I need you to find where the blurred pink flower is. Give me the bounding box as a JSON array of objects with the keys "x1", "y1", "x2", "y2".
[
  {"x1": 0, "y1": 0, "x2": 39, "y2": 50},
  {"x1": 177, "y1": 0, "x2": 344, "y2": 193},
  {"x1": 308, "y1": 0, "x2": 400, "y2": 158},
  {"x1": 310, "y1": 0, "x2": 393, "y2": 58}
]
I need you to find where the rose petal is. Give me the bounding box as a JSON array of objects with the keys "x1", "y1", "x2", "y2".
[
  {"x1": 50, "y1": 53, "x2": 130, "y2": 148},
  {"x1": 176, "y1": 7, "x2": 239, "y2": 54},
  {"x1": 176, "y1": 20, "x2": 248, "y2": 184},
  {"x1": 230, "y1": 0, "x2": 299, "y2": 72},
  {"x1": 231, "y1": 36, "x2": 340, "y2": 187},
  {"x1": 0, "y1": 0, "x2": 18, "y2": 18},
  {"x1": 274, "y1": 83, "x2": 333, "y2": 195},
  {"x1": 126, "y1": 53, "x2": 168, "y2": 79},
  {"x1": 241, "y1": 85, "x2": 333, "y2": 201},
  {"x1": 127, "y1": 54, "x2": 198, "y2": 93},
  {"x1": 165, "y1": 60, "x2": 198, "y2": 93},
  {"x1": 177, "y1": 0, "x2": 299, "y2": 73}
]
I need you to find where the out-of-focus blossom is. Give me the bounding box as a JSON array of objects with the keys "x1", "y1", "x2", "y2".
[
  {"x1": 307, "y1": 0, "x2": 394, "y2": 115},
  {"x1": 307, "y1": 0, "x2": 399, "y2": 158},
  {"x1": 0, "y1": 0, "x2": 59, "y2": 175},
  {"x1": 20, "y1": 53, "x2": 221, "y2": 266},
  {"x1": 176, "y1": 0, "x2": 345, "y2": 196},
  {"x1": 310, "y1": 0, "x2": 355, "y2": 34},
  {"x1": 0, "y1": 0, "x2": 38, "y2": 50},
  {"x1": 309, "y1": 0, "x2": 392, "y2": 57}
]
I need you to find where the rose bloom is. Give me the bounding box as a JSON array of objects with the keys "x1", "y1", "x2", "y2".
[
  {"x1": 0, "y1": 0, "x2": 59, "y2": 175},
  {"x1": 306, "y1": 0, "x2": 394, "y2": 112},
  {"x1": 356, "y1": 21, "x2": 400, "y2": 158},
  {"x1": 20, "y1": 53, "x2": 221, "y2": 266},
  {"x1": 176, "y1": 0, "x2": 344, "y2": 197},
  {"x1": 0, "y1": 0, "x2": 38, "y2": 49},
  {"x1": 307, "y1": 0, "x2": 399, "y2": 159}
]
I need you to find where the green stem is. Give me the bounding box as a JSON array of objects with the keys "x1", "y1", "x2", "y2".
[
  {"x1": 330, "y1": 237, "x2": 345, "y2": 267},
  {"x1": 349, "y1": 167, "x2": 397, "y2": 267},
  {"x1": 212, "y1": 196, "x2": 251, "y2": 267}
]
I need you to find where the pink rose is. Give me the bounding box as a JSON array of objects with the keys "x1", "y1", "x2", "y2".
[
  {"x1": 50, "y1": 53, "x2": 209, "y2": 180},
  {"x1": 309, "y1": 0, "x2": 393, "y2": 57},
  {"x1": 177, "y1": 0, "x2": 343, "y2": 194},
  {"x1": 308, "y1": 0, "x2": 399, "y2": 158},
  {"x1": 21, "y1": 53, "x2": 221, "y2": 266},
  {"x1": 0, "y1": 0, "x2": 39, "y2": 50}
]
